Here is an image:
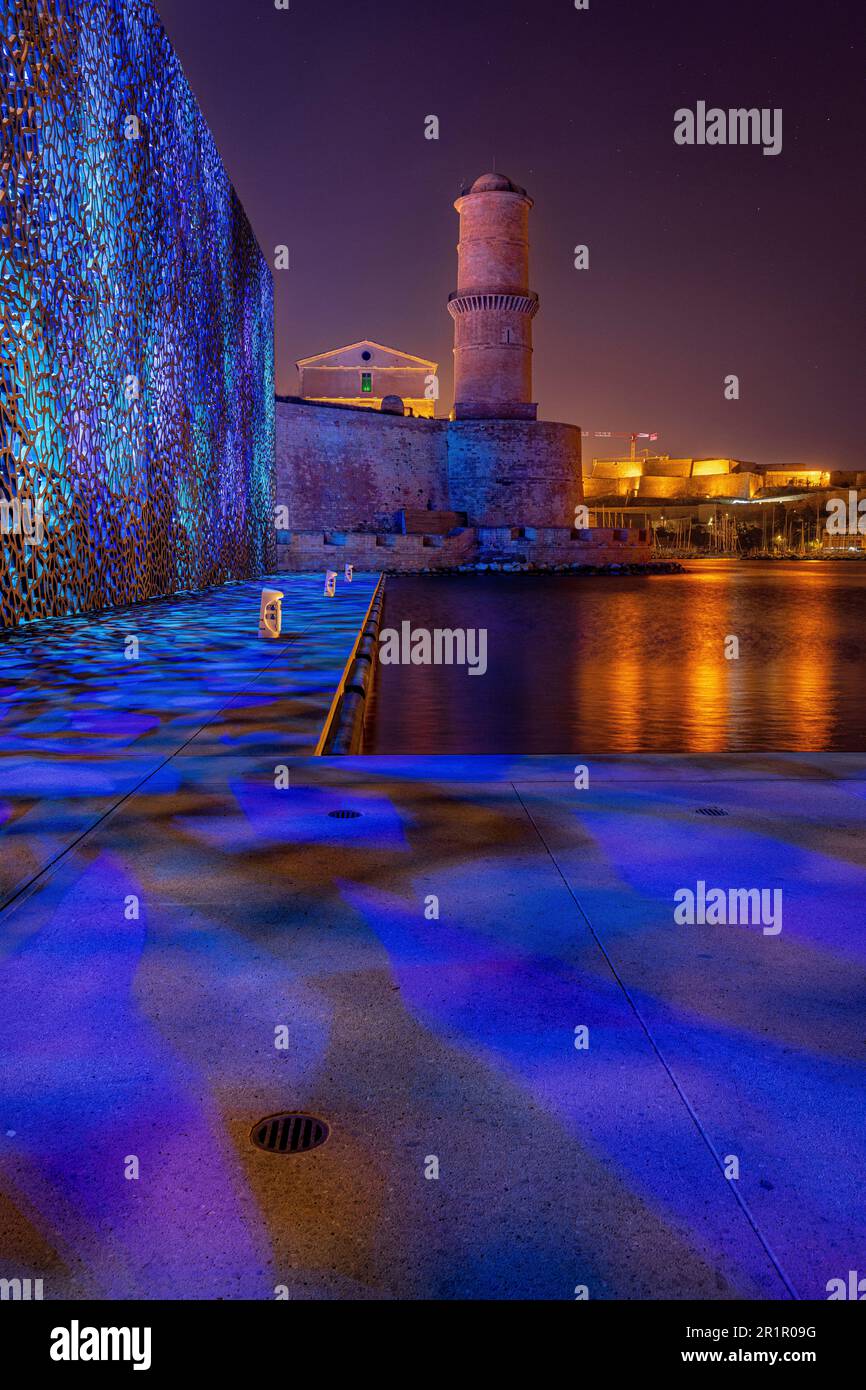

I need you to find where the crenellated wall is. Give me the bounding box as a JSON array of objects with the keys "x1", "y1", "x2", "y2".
[
  {"x1": 584, "y1": 473, "x2": 755, "y2": 501},
  {"x1": 276, "y1": 525, "x2": 652, "y2": 572}
]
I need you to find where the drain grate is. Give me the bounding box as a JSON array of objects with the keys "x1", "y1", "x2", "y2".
[
  {"x1": 695, "y1": 807, "x2": 729, "y2": 817},
  {"x1": 251, "y1": 1113, "x2": 329, "y2": 1155},
  {"x1": 328, "y1": 809, "x2": 361, "y2": 819}
]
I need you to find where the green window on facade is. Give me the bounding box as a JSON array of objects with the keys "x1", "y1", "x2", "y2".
[{"x1": 361, "y1": 372, "x2": 373, "y2": 394}]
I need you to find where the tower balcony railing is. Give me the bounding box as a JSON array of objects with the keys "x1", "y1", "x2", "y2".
[{"x1": 447, "y1": 291, "x2": 539, "y2": 317}]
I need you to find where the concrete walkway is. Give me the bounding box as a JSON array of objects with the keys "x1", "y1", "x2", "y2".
[
  {"x1": 0, "y1": 573, "x2": 377, "y2": 909},
  {"x1": 1, "y1": 584, "x2": 864, "y2": 1298}
]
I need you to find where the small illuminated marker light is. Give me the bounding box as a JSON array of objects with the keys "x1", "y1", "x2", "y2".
[{"x1": 259, "y1": 588, "x2": 284, "y2": 639}]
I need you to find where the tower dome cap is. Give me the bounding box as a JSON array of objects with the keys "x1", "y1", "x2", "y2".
[{"x1": 465, "y1": 172, "x2": 527, "y2": 196}]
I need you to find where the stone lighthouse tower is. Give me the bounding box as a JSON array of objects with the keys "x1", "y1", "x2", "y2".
[{"x1": 448, "y1": 172, "x2": 539, "y2": 420}]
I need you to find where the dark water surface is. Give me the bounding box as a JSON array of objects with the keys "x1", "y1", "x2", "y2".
[{"x1": 365, "y1": 562, "x2": 866, "y2": 753}]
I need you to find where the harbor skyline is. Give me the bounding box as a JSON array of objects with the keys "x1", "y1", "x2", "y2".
[{"x1": 155, "y1": 0, "x2": 865, "y2": 468}]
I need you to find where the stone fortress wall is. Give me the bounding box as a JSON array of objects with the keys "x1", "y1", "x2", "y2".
[{"x1": 274, "y1": 171, "x2": 623, "y2": 570}]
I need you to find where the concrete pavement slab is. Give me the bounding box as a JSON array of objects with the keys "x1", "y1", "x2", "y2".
[{"x1": 515, "y1": 770, "x2": 866, "y2": 1299}]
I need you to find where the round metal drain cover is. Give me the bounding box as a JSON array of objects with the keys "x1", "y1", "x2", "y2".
[
  {"x1": 328, "y1": 809, "x2": 361, "y2": 819},
  {"x1": 251, "y1": 1113, "x2": 329, "y2": 1155},
  {"x1": 695, "y1": 807, "x2": 729, "y2": 817}
]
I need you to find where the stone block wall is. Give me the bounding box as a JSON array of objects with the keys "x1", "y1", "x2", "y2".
[
  {"x1": 446, "y1": 419, "x2": 582, "y2": 527},
  {"x1": 275, "y1": 401, "x2": 583, "y2": 538},
  {"x1": 276, "y1": 526, "x2": 652, "y2": 572},
  {"x1": 584, "y1": 473, "x2": 755, "y2": 501},
  {"x1": 300, "y1": 366, "x2": 430, "y2": 402},
  {"x1": 276, "y1": 529, "x2": 477, "y2": 573},
  {"x1": 275, "y1": 399, "x2": 449, "y2": 532}
]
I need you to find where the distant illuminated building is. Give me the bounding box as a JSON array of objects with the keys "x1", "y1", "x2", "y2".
[
  {"x1": 296, "y1": 341, "x2": 438, "y2": 417},
  {"x1": 583, "y1": 456, "x2": 840, "y2": 502}
]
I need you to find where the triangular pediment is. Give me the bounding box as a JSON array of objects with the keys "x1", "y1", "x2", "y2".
[{"x1": 296, "y1": 340, "x2": 437, "y2": 370}]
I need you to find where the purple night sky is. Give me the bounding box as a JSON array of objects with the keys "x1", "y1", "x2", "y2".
[{"x1": 154, "y1": 0, "x2": 864, "y2": 468}]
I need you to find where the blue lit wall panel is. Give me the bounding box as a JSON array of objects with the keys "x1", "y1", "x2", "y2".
[{"x1": 0, "y1": 0, "x2": 275, "y2": 627}]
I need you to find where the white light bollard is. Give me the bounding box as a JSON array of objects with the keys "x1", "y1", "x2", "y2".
[
  {"x1": 324, "y1": 570, "x2": 338, "y2": 598},
  {"x1": 258, "y1": 588, "x2": 284, "y2": 640},
  {"x1": 344, "y1": 564, "x2": 354, "y2": 583}
]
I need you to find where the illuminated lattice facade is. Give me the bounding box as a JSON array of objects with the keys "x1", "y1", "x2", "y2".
[{"x1": 0, "y1": 0, "x2": 275, "y2": 628}]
